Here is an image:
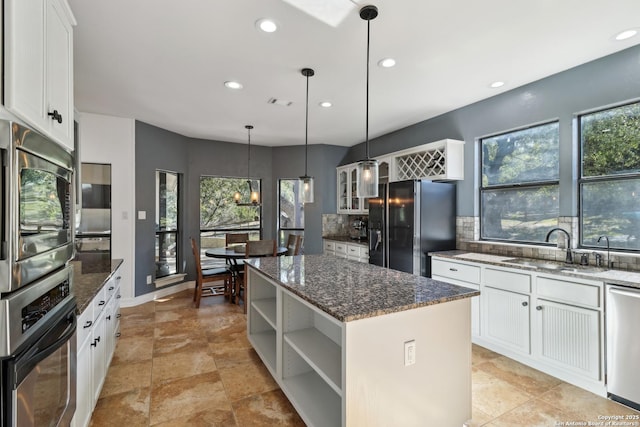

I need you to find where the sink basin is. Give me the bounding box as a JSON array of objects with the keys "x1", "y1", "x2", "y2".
[{"x1": 504, "y1": 258, "x2": 607, "y2": 274}]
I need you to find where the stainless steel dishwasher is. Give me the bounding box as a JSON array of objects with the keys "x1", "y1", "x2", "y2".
[{"x1": 606, "y1": 284, "x2": 640, "y2": 411}]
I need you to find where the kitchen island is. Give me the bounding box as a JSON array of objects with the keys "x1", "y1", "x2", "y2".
[{"x1": 245, "y1": 254, "x2": 479, "y2": 427}]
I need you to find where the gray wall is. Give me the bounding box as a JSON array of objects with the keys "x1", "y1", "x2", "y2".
[{"x1": 341, "y1": 44, "x2": 640, "y2": 217}]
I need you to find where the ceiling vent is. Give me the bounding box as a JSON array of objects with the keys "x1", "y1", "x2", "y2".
[{"x1": 268, "y1": 98, "x2": 293, "y2": 107}]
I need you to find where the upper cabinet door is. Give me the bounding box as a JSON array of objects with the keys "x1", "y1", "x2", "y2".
[
  {"x1": 4, "y1": 0, "x2": 75, "y2": 151},
  {"x1": 46, "y1": 0, "x2": 74, "y2": 146}
]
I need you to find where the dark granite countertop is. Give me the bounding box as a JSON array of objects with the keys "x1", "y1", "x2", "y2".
[
  {"x1": 430, "y1": 250, "x2": 640, "y2": 289},
  {"x1": 246, "y1": 254, "x2": 478, "y2": 322},
  {"x1": 72, "y1": 257, "x2": 123, "y2": 314},
  {"x1": 322, "y1": 235, "x2": 369, "y2": 246}
]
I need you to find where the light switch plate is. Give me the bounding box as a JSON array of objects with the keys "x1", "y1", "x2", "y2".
[
  {"x1": 138, "y1": 210, "x2": 146, "y2": 220},
  {"x1": 404, "y1": 340, "x2": 416, "y2": 366}
]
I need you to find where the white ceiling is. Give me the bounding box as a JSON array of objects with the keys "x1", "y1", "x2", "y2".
[{"x1": 69, "y1": 0, "x2": 640, "y2": 147}]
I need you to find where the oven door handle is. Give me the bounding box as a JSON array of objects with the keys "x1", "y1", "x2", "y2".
[{"x1": 14, "y1": 311, "x2": 77, "y2": 385}]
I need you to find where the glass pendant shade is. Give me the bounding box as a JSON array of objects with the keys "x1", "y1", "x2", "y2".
[
  {"x1": 250, "y1": 189, "x2": 260, "y2": 203},
  {"x1": 357, "y1": 158, "x2": 379, "y2": 198},
  {"x1": 300, "y1": 175, "x2": 314, "y2": 203},
  {"x1": 233, "y1": 191, "x2": 241, "y2": 202}
]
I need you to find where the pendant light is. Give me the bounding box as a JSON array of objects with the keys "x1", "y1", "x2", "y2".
[
  {"x1": 356, "y1": 5, "x2": 379, "y2": 198},
  {"x1": 234, "y1": 125, "x2": 261, "y2": 206},
  {"x1": 300, "y1": 68, "x2": 315, "y2": 204}
]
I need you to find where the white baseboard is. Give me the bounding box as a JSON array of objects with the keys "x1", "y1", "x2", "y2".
[{"x1": 120, "y1": 281, "x2": 194, "y2": 307}]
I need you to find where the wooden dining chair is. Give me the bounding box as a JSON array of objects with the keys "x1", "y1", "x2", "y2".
[
  {"x1": 286, "y1": 234, "x2": 303, "y2": 255},
  {"x1": 190, "y1": 237, "x2": 232, "y2": 308},
  {"x1": 236, "y1": 239, "x2": 277, "y2": 313},
  {"x1": 225, "y1": 233, "x2": 249, "y2": 245}
]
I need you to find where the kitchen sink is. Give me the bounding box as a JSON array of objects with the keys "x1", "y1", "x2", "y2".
[{"x1": 504, "y1": 258, "x2": 606, "y2": 274}]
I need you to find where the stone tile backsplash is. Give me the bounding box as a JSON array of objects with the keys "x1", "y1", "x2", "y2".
[
  {"x1": 322, "y1": 214, "x2": 350, "y2": 236},
  {"x1": 456, "y1": 216, "x2": 640, "y2": 272}
]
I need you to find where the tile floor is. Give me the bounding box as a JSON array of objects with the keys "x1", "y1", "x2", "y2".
[{"x1": 90, "y1": 289, "x2": 640, "y2": 426}]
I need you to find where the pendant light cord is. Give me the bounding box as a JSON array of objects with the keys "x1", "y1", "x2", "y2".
[
  {"x1": 305, "y1": 71, "x2": 310, "y2": 176},
  {"x1": 365, "y1": 17, "x2": 371, "y2": 160},
  {"x1": 245, "y1": 125, "x2": 253, "y2": 192}
]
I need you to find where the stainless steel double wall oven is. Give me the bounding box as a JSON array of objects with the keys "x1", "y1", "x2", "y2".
[{"x1": 1, "y1": 120, "x2": 77, "y2": 426}]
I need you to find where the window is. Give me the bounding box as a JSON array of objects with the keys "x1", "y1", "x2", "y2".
[
  {"x1": 278, "y1": 179, "x2": 304, "y2": 246},
  {"x1": 199, "y1": 177, "x2": 262, "y2": 261},
  {"x1": 155, "y1": 170, "x2": 179, "y2": 278},
  {"x1": 480, "y1": 122, "x2": 560, "y2": 243},
  {"x1": 580, "y1": 101, "x2": 640, "y2": 250}
]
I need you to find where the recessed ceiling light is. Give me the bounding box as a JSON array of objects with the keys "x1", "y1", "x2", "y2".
[
  {"x1": 378, "y1": 58, "x2": 396, "y2": 68},
  {"x1": 490, "y1": 81, "x2": 505, "y2": 88},
  {"x1": 256, "y1": 18, "x2": 278, "y2": 33},
  {"x1": 319, "y1": 101, "x2": 332, "y2": 108},
  {"x1": 615, "y1": 29, "x2": 638, "y2": 41},
  {"x1": 224, "y1": 81, "x2": 243, "y2": 90}
]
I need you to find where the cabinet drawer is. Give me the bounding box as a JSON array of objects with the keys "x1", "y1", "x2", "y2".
[
  {"x1": 537, "y1": 276, "x2": 601, "y2": 308},
  {"x1": 431, "y1": 259, "x2": 480, "y2": 284},
  {"x1": 77, "y1": 306, "x2": 94, "y2": 345},
  {"x1": 93, "y1": 287, "x2": 107, "y2": 321},
  {"x1": 323, "y1": 240, "x2": 336, "y2": 251},
  {"x1": 485, "y1": 268, "x2": 531, "y2": 294},
  {"x1": 334, "y1": 243, "x2": 347, "y2": 254}
]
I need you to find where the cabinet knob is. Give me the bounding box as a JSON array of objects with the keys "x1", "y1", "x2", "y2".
[
  {"x1": 106, "y1": 315, "x2": 111, "y2": 320},
  {"x1": 47, "y1": 110, "x2": 63, "y2": 123},
  {"x1": 98, "y1": 300, "x2": 106, "y2": 306},
  {"x1": 109, "y1": 286, "x2": 114, "y2": 291},
  {"x1": 522, "y1": 301, "x2": 528, "y2": 307},
  {"x1": 116, "y1": 332, "x2": 121, "y2": 338},
  {"x1": 536, "y1": 306, "x2": 543, "y2": 311}
]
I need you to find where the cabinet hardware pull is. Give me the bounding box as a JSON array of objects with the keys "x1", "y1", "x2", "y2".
[
  {"x1": 98, "y1": 301, "x2": 106, "y2": 306},
  {"x1": 449, "y1": 268, "x2": 458, "y2": 272},
  {"x1": 536, "y1": 306, "x2": 543, "y2": 310},
  {"x1": 47, "y1": 110, "x2": 63, "y2": 123},
  {"x1": 91, "y1": 336, "x2": 100, "y2": 347},
  {"x1": 84, "y1": 321, "x2": 93, "y2": 328},
  {"x1": 522, "y1": 301, "x2": 528, "y2": 307},
  {"x1": 116, "y1": 295, "x2": 121, "y2": 299},
  {"x1": 106, "y1": 315, "x2": 111, "y2": 320},
  {"x1": 116, "y1": 332, "x2": 121, "y2": 338},
  {"x1": 116, "y1": 313, "x2": 121, "y2": 318},
  {"x1": 109, "y1": 286, "x2": 114, "y2": 291}
]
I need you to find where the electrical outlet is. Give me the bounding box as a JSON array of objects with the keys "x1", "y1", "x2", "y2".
[
  {"x1": 146, "y1": 275, "x2": 152, "y2": 285},
  {"x1": 404, "y1": 340, "x2": 416, "y2": 366}
]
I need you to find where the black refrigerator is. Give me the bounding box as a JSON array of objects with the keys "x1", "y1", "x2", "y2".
[{"x1": 368, "y1": 180, "x2": 456, "y2": 277}]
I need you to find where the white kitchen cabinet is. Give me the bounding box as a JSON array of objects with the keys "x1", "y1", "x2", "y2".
[
  {"x1": 390, "y1": 139, "x2": 464, "y2": 181},
  {"x1": 336, "y1": 165, "x2": 368, "y2": 214},
  {"x1": 324, "y1": 239, "x2": 369, "y2": 263},
  {"x1": 482, "y1": 286, "x2": 531, "y2": 355},
  {"x1": 72, "y1": 268, "x2": 122, "y2": 427},
  {"x1": 431, "y1": 258, "x2": 481, "y2": 338},
  {"x1": 533, "y1": 274, "x2": 603, "y2": 382},
  {"x1": 323, "y1": 240, "x2": 336, "y2": 256},
  {"x1": 4, "y1": 0, "x2": 76, "y2": 150}
]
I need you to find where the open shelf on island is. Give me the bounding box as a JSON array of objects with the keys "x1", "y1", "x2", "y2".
[
  {"x1": 252, "y1": 298, "x2": 276, "y2": 328},
  {"x1": 248, "y1": 329, "x2": 276, "y2": 373}
]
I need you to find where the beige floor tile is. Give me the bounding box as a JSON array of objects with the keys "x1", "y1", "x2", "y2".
[
  {"x1": 212, "y1": 347, "x2": 262, "y2": 369},
  {"x1": 218, "y1": 362, "x2": 279, "y2": 402},
  {"x1": 120, "y1": 301, "x2": 155, "y2": 316},
  {"x1": 471, "y1": 368, "x2": 532, "y2": 418},
  {"x1": 150, "y1": 409, "x2": 237, "y2": 426},
  {"x1": 539, "y1": 382, "x2": 640, "y2": 421},
  {"x1": 100, "y1": 360, "x2": 152, "y2": 398},
  {"x1": 151, "y1": 349, "x2": 217, "y2": 386},
  {"x1": 154, "y1": 292, "x2": 195, "y2": 312},
  {"x1": 232, "y1": 390, "x2": 305, "y2": 427},
  {"x1": 154, "y1": 307, "x2": 201, "y2": 324},
  {"x1": 153, "y1": 332, "x2": 210, "y2": 357},
  {"x1": 149, "y1": 371, "x2": 231, "y2": 425},
  {"x1": 467, "y1": 404, "x2": 494, "y2": 426},
  {"x1": 118, "y1": 321, "x2": 155, "y2": 339},
  {"x1": 484, "y1": 398, "x2": 581, "y2": 426},
  {"x1": 472, "y1": 343, "x2": 501, "y2": 366},
  {"x1": 120, "y1": 311, "x2": 156, "y2": 328},
  {"x1": 475, "y1": 355, "x2": 562, "y2": 395},
  {"x1": 110, "y1": 336, "x2": 154, "y2": 365},
  {"x1": 90, "y1": 387, "x2": 150, "y2": 426}
]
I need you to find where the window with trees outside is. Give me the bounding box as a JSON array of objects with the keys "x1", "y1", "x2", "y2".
[
  {"x1": 480, "y1": 122, "x2": 560, "y2": 243},
  {"x1": 156, "y1": 170, "x2": 179, "y2": 278},
  {"x1": 199, "y1": 176, "x2": 262, "y2": 262},
  {"x1": 278, "y1": 179, "x2": 304, "y2": 247},
  {"x1": 580, "y1": 101, "x2": 640, "y2": 251}
]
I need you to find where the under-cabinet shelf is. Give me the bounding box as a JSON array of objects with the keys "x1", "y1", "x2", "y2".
[
  {"x1": 284, "y1": 328, "x2": 342, "y2": 395},
  {"x1": 251, "y1": 298, "x2": 277, "y2": 328},
  {"x1": 249, "y1": 330, "x2": 276, "y2": 372},
  {"x1": 282, "y1": 370, "x2": 341, "y2": 427}
]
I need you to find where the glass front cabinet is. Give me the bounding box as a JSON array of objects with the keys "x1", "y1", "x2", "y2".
[{"x1": 337, "y1": 164, "x2": 368, "y2": 214}]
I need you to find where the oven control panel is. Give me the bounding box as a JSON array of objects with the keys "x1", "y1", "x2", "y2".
[{"x1": 21, "y1": 279, "x2": 70, "y2": 333}]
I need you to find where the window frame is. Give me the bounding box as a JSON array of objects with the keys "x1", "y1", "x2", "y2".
[
  {"x1": 155, "y1": 169, "x2": 180, "y2": 278},
  {"x1": 479, "y1": 121, "x2": 560, "y2": 245},
  {"x1": 578, "y1": 100, "x2": 640, "y2": 251},
  {"x1": 277, "y1": 178, "x2": 304, "y2": 247}
]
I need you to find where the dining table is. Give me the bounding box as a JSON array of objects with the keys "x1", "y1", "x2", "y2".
[{"x1": 204, "y1": 246, "x2": 288, "y2": 302}]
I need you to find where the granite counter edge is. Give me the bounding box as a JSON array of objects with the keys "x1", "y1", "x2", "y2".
[{"x1": 73, "y1": 259, "x2": 124, "y2": 314}]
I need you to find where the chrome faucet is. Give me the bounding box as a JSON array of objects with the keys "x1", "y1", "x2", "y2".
[
  {"x1": 545, "y1": 228, "x2": 573, "y2": 264},
  {"x1": 597, "y1": 235, "x2": 612, "y2": 269}
]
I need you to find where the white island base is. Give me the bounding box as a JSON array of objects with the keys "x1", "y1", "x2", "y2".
[{"x1": 246, "y1": 267, "x2": 472, "y2": 427}]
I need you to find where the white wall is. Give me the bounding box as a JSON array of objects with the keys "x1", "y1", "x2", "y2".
[{"x1": 77, "y1": 112, "x2": 135, "y2": 300}]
